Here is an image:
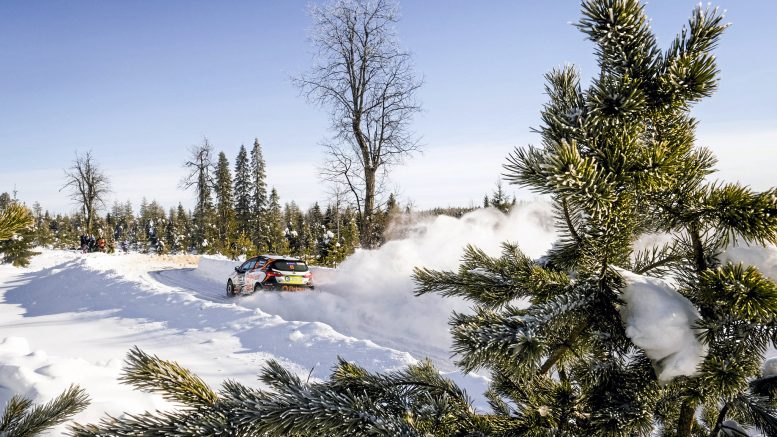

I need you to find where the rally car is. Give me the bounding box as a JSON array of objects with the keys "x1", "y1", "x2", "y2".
[{"x1": 226, "y1": 255, "x2": 314, "y2": 295}]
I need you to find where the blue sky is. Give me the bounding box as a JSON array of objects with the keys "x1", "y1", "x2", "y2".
[{"x1": 1, "y1": 0, "x2": 775, "y2": 214}]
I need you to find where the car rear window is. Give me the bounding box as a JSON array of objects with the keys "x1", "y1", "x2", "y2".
[{"x1": 271, "y1": 260, "x2": 309, "y2": 272}]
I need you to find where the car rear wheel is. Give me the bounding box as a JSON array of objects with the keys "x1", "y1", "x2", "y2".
[
  {"x1": 253, "y1": 282, "x2": 263, "y2": 293},
  {"x1": 226, "y1": 280, "x2": 236, "y2": 296}
]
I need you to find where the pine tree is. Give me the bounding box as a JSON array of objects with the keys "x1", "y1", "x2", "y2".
[
  {"x1": 70, "y1": 348, "x2": 475, "y2": 436},
  {"x1": 375, "y1": 193, "x2": 401, "y2": 243},
  {"x1": 1, "y1": 385, "x2": 89, "y2": 436},
  {"x1": 213, "y1": 151, "x2": 237, "y2": 256},
  {"x1": 0, "y1": 194, "x2": 38, "y2": 267},
  {"x1": 414, "y1": 1, "x2": 775, "y2": 435},
  {"x1": 135, "y1": 198, "x2": 166, "y2": 253},
  {"x1": 250, "y1": 139, "x2": 268, "y2": 251},
  {"x1": 233, "y1": 144, "x2": 253, "y2": 237},
  {"x1": 110, "y1": 200, "x2": 135, "y2": 249}
]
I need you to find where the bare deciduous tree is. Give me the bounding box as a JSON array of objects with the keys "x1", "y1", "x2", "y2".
[
  {"x1": 61, "y1": 151, "x2": 111, "y2": 234},
  {"x1": 296, "y1": 0, "x2": 422, "y2": 248}
]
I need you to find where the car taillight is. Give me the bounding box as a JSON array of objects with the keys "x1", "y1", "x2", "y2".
[{"x1": 265, "y1": 271, "x2": 280, "y2": 278}]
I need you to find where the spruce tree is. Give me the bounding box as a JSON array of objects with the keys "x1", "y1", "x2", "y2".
[
  {"x1": 265, "y1": 188, "x2": 289, "y2": 255},
  {"x1": 175, "y1": 204, "x2": 191, "y2": 253},
  {"x1": 214, "y1": 151, "x2": 237, "y2": 256},
  {"x1": 250, "y1": 139, "x2": 268, "y2": 251},
  {"x1": 164, "y1": 208, "x2": 177, "y2": 253},
  {"x1": 300, "y1": 216, "x2": 316, "y2": 263},
  {"x1": 233, "y1": 144, "x2": 253, "y2": 237},
  {"x1": 233, "y1": 231, "x2": 256, "y2": 258},
  {"x1": 283, "y1": 201, "x2": 303, "y2": 254}
]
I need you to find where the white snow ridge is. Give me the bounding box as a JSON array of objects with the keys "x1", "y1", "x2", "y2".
[{"x1": 617, "y1": 269, "x2": 708, "y2": 382}]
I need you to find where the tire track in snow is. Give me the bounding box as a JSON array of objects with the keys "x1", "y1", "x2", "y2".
[{"x1": 147, "y1": 266, "x2": 457, "y2": 370}]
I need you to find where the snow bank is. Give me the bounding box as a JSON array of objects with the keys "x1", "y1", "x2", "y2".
[
  {"x1": 196, "y1": 254, "x2": 238, "y2": 281},
  {"x1": 617, "y1": 269, "x2": 707, "y2": 382}
]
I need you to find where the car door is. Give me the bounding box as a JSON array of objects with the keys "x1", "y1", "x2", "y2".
[
  {"x1": 236, "y1": 258, "x2": 256, "y2": 291},
  {"x1": 244, "y1": 257, "x2": 267, "y2": 290}
]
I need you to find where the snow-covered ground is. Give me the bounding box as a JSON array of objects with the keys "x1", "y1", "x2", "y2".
[
  {"x1": 1, "y1": 202, "x2": 776, "y2": 435},
  {"x1": 0, "y1": 204, "x2": 555, "y2": 434}
]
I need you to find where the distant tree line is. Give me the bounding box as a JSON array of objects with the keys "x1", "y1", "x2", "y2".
[
  {"x1": 3, "y1": 142, "x2": 509, "y2": 268},
  {"x1": 4, "y1": 138, "x2": 420, "y2": 267}
]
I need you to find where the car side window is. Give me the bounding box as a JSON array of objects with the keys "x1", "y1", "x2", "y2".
[
  {"x1": 240, "y1": 258, "x2": 256, "y2": 271},
  {"x1": 256, "y1": 257, "x2": 268, "y2": 270}
]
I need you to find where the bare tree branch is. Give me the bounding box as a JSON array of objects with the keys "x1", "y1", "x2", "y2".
[
  {"x1": 60, "y1": 151, "x2": 111, "y2": 234},
  {"x1": 180, "y1": 138, "x2": 215, "y2": 247},
  {"x1": 296, "y1": 0, "x2": 421, "y2": 247}
]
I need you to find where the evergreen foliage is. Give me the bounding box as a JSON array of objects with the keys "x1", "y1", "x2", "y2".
[
  {"x1": 250, "y1": 139, "x2": 268, "y2": 252},
  {"x1": 0, "y1": 201, "x2": 33, "y2": 241},
  {"x1": 265, "y1": 188, "x2": 289, "y2": 255},
  {"x1": 233, "y1": 144, "x2": 253, "y2": 237},
  {"x1": 416, "y1": 1, "x2": 776, "y2": 435},
  {"x1": 30, "y1": 202, "x2": 53, "y2": 247},
  {"x1": 137, "y1": 198, "x2": 167, "y2": 254},
  {"x1": 483, "y1": 180, "x2": 513, "y2": 214},
  {"x1": 24, "y1": 138, "x2": 361, "y2": 262},
  {"x1": 213, "y1": 151, "x2": 237, "y2": 256},
  {"x1": 0, "y1": 195, "x2": 38, "y2": 267},
  {"x1": 70, "y1": 348, "x2": 487, "y2": 436},
  {"x1": 1, "y1": 385, "x2": 89, "y2": 437}
]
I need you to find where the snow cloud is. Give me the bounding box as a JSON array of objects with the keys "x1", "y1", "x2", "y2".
[{"x1": 236, "y1": 202, "x2": 557, "y2": 367}]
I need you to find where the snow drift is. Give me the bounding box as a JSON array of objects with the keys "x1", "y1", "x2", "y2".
[
  {"x1": 617, "y1": 269, "x2": 707, "y2": 382},
  {"x1": 0, "y1": 336, "x2": 169, "y2": 428}
]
